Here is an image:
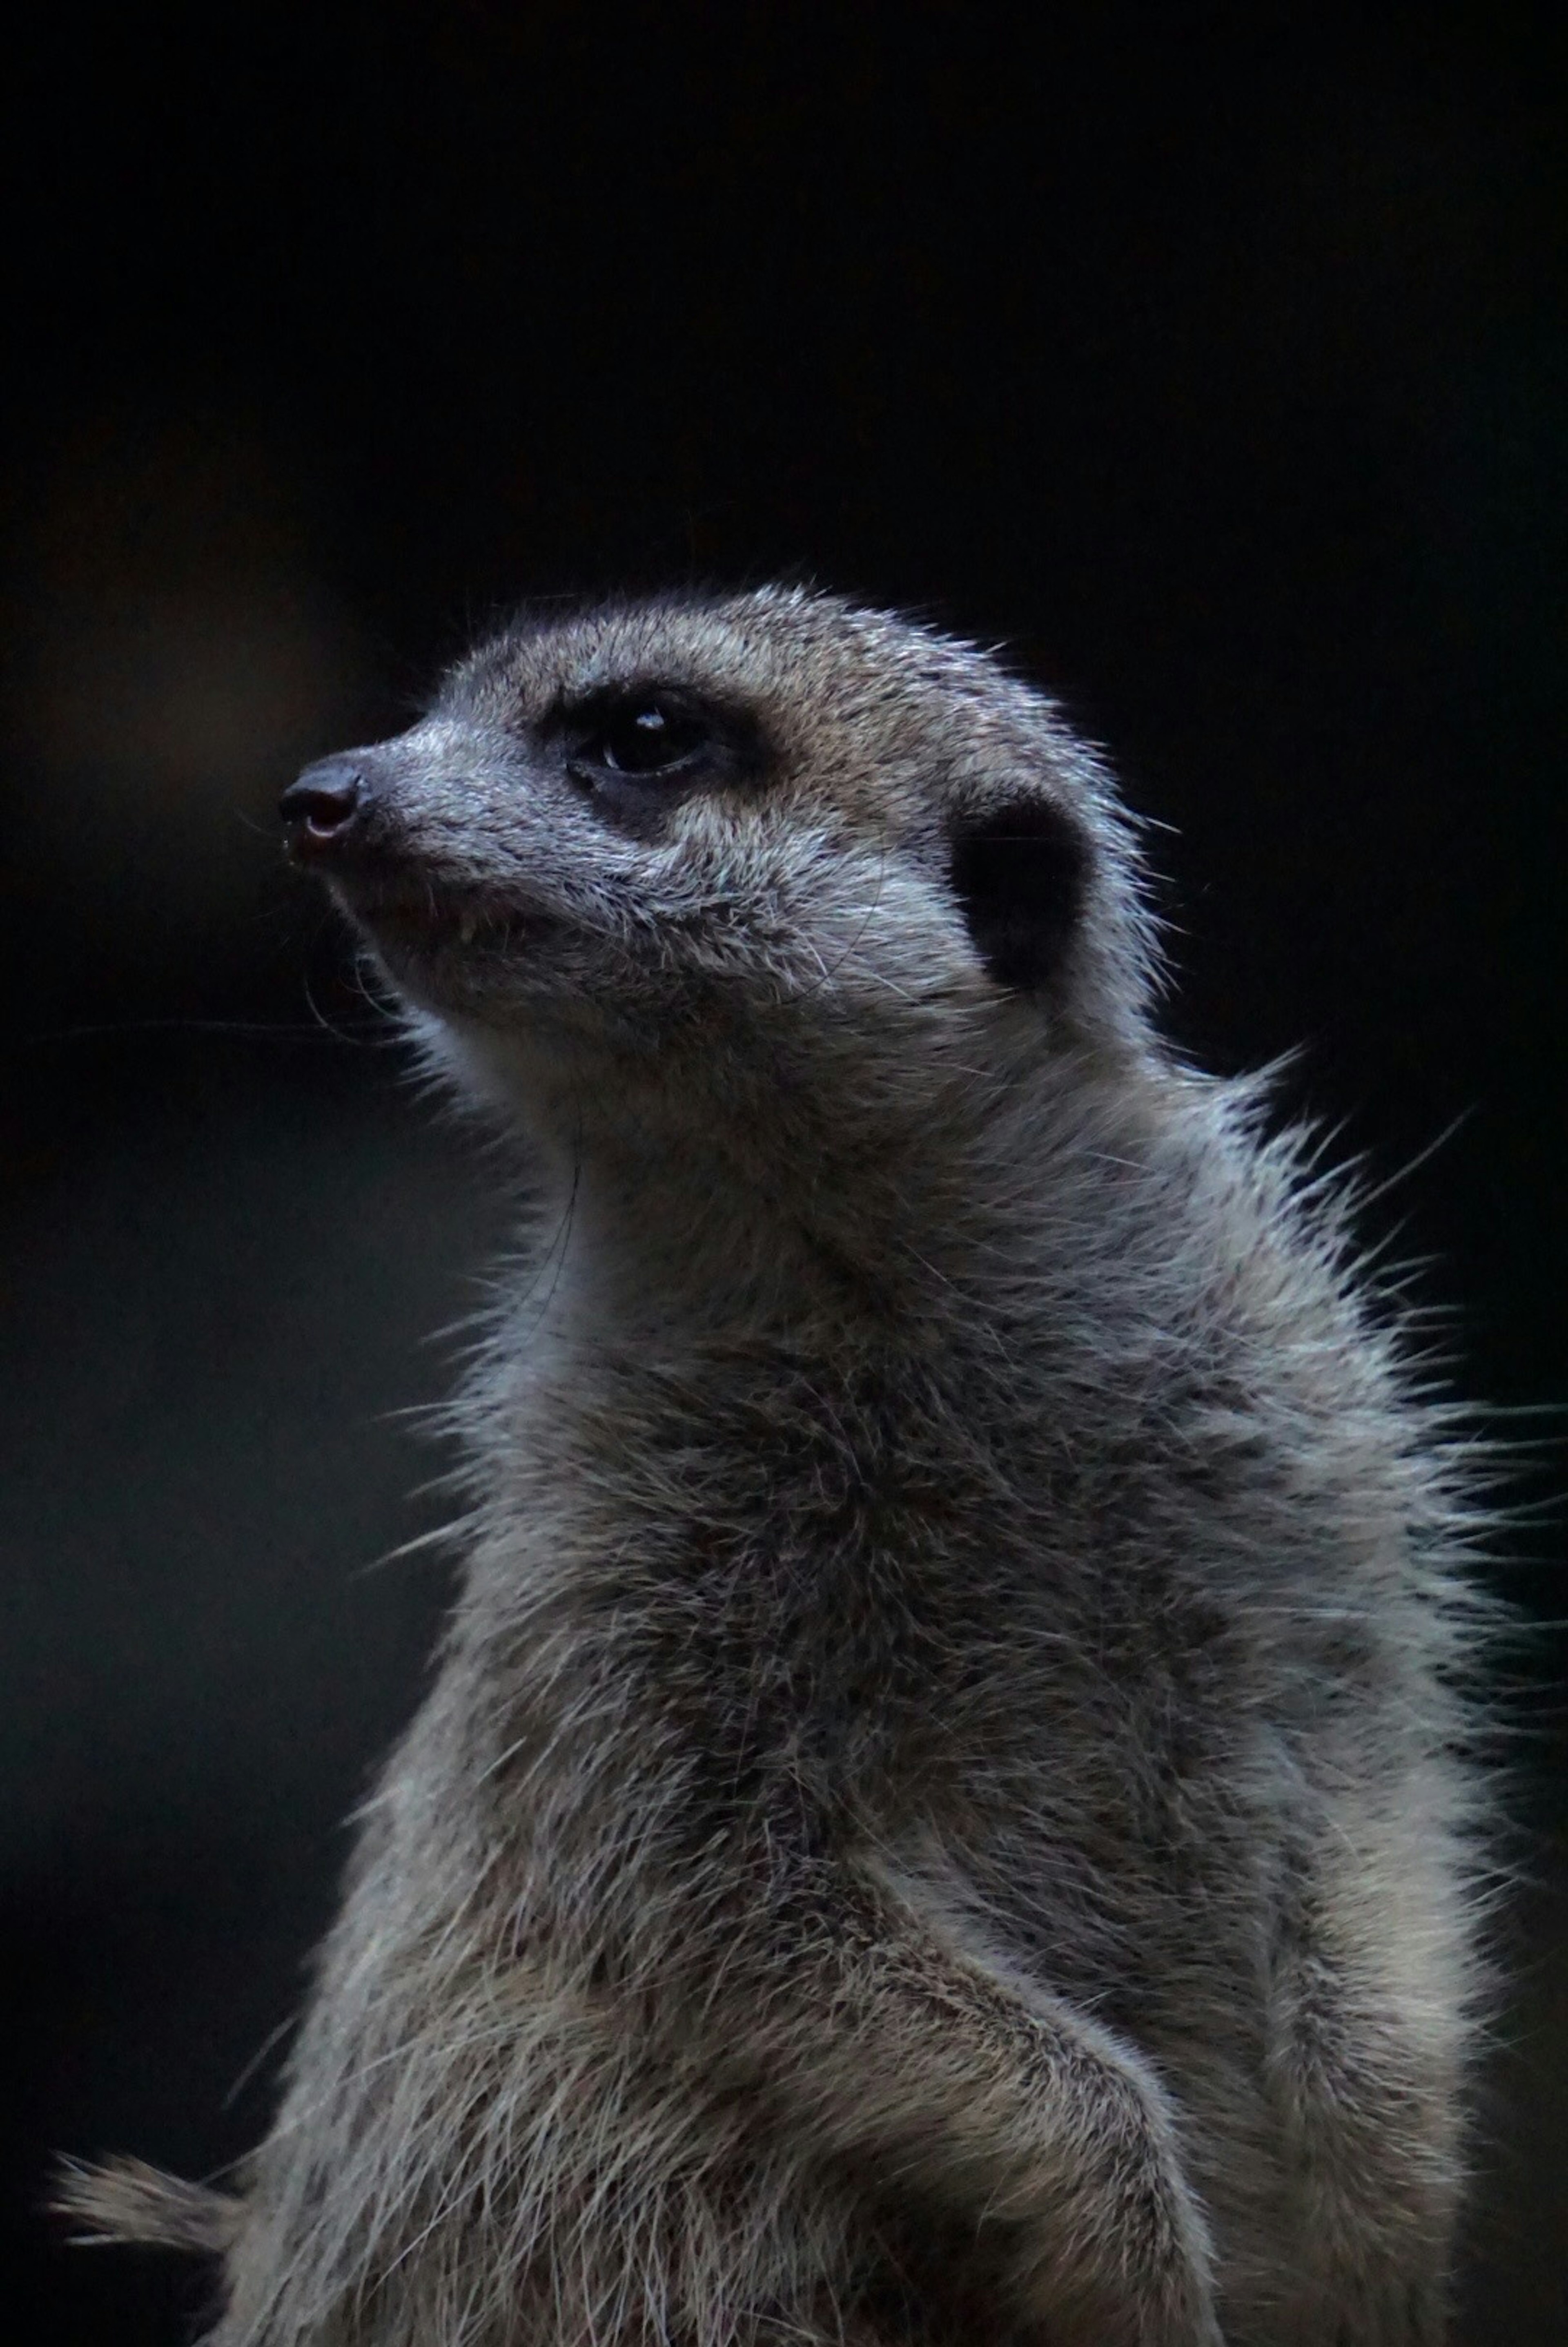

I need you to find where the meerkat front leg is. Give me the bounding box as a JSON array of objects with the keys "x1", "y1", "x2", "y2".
[
  {"x1": 697, "y1": 1874, "x2": 1223, "y2": 2347},
  {"x1": 1262, "y1": 1838, "x2": 1468, "y2": 2347}
]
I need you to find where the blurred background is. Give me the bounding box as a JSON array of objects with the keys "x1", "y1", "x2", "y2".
[{"x1": 2, "y1": 4, "x2": 1564, "y2": 2338}]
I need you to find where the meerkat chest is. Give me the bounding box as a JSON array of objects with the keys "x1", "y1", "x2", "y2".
[{"x1": 469, "y1": 1339, "x2": 1256, "y2": 1853}]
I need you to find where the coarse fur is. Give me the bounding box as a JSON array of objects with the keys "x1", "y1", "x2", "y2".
[{"x1": 62, "y1": 586, "x2": 1500, "y2": 2345}]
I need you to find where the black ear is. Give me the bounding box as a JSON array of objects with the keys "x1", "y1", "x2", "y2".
[{"x1": 949, "y1": 797, "x2": 1089, "y2": 993}]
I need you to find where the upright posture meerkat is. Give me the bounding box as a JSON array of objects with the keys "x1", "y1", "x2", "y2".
[{"x1": 68, "y1": 589, "x2": 1494, "y2": 2346}]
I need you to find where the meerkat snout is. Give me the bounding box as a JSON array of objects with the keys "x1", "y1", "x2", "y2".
[{"x1": 280, "y1": 756, "x2": 373, "y2": 854}]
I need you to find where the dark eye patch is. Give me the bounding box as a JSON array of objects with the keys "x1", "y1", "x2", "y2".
[
  {"x1": 555, "y1": 683, "x2": 765, "y2": 817},
  {"x1": 575, "y1": 695, "x2": 713, "y2": 778}
]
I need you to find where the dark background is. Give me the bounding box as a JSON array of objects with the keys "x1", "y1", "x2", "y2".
[{"x1": 3, "y1": 5, "x2": 1564, "y2": 2340}]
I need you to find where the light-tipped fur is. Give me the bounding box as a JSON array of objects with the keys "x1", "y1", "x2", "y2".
[
  {"x1": 57, "y1": 2154, "x2": 243, "y2": 2253},
  {"x1": 65, "y1": 587, "x2": 1501, "y2": 2345}
]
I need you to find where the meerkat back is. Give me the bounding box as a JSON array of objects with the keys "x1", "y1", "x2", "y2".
[{"x1": 64, "y1": 587, "x2": 1496, "y2": 2347}]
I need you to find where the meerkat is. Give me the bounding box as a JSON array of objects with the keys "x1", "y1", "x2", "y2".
[{"x1": 63, "y1": 587, "x2": 1497, "y2": 2347}]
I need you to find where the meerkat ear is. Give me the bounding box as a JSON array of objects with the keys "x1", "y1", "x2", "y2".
[{"x1": 949, "y1": 796, "x2": 1089, "y2": 993}]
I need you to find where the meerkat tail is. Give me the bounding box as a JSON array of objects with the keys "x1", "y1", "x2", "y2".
[{"x1": 54, "y1": 2154, "x2": 243, "y2": 2252}]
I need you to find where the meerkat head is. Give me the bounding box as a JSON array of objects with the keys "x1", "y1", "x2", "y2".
[{"x1": 281, "y1": 588, "x2": 1159, "y2": 1151}]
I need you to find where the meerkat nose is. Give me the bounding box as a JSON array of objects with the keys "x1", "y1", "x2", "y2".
[{"x1": 281, "y1": 756, "x2": 372, "y2": 856}]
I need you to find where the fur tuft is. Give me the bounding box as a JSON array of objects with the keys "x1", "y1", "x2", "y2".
[{"x1": 54, "y1": 2155, "x2": 243, "y2": 2254}]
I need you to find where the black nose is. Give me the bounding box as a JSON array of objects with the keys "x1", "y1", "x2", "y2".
[{"x1": 281, "y1": 756, "x2": 371, "y2": 855}]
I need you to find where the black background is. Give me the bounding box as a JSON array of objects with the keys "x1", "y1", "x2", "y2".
[{"x1": 3, "y1": 5, "x2": 1564, "y2": 2340}]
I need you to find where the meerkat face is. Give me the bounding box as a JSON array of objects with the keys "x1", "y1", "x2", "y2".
[{"x1": 281, "y1": 588, "x2": 1156, "y2": 1110}]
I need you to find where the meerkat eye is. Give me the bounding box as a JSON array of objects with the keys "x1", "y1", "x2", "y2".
[{"x1": 575, "y1": 697, "x2": 713, "y2": 778}]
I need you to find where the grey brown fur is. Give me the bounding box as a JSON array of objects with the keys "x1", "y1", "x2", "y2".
[{"x1": 65, "y1": 588, "x2": 1496, "y2": 2344}]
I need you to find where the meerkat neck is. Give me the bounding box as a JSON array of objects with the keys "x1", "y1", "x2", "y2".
[
  {"x1": 548, "y1": 1143, "x2": 962, "y2": 1341},
  {"x1": 419, "y1": 999, "x2": 1165, "y2": 1345},
  {"x1": 526, "y1": 1057, "x2": 1149, "y2": 1355}
]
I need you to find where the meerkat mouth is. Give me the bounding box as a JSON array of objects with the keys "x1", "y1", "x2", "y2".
[{"x1": 334, "y1": 879, "x2": 552, "y2": 960}]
